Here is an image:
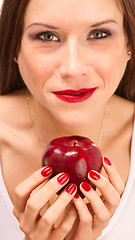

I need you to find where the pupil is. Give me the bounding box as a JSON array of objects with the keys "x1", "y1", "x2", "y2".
[
  {"x1": 46, "y1": 34, "x2": 52, "y2": 40},
  {"x1": 95, "y1": 31, "x2": 102, "y2": 38}
]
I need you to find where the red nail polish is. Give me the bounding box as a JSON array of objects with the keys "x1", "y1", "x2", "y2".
[
  {"x1": 81, "y1": 181, "x2": 91, "y2": 192},
  {"x1": 104, "y1": 157, "x2": 112, "y2": 166},
  {"x1": 57, "y1": 173, "x2": 69, "y2": 185},
  {"x1": 74, "y1": 193, "x2": 79, "y2": 199},
  {"x1": 66, "y1": 184, "x2": 77, "y2": 195},
  {"x1": 41, "y1": 166, "x2": 53, "y2": 177},
  {"x1": 89, "y1": 170, "x2": 100, "y2": 180}
]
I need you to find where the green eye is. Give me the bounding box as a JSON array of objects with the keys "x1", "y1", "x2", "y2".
[
  {"x1": 36, "y1": 31, "x2": 59, "y2": 42},
  {"x1": 89, "y1": 30, "x2": 111, "y2": 39},
  {"x1": 44, "y1": 33, "x2": 54, "y2": 41}
]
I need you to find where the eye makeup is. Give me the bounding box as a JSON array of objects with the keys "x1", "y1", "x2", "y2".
[
  {"x1": 27, "y1": 23, "x2": 117, "y2": 44},
  {"x1": 34, "y1": 31, "x2": 59, "y2": 42},
  {"x1": 88, "y1": 28, "x2": 112, "y2": 40}
]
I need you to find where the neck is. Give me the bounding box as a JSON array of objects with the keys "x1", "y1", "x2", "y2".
[{"x1": 28, "y1": 93, "x2": 105, "y2": 148}]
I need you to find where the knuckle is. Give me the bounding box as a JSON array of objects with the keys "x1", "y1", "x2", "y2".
[
  {"x1": 26, "y1": 198, "x2": 38, "y2": 212},
  {"x1": 19, "y1": 220, "x2": 31, "y2": 235},
  {"x1": 80, "y1": 205, "x2": 92, "y2": 224},
  {"x1": 96, "y1": 230, "x2": 103, "y2": 239},
  {"x1": 112, "y1": 193, "x2": 121, "y2": 207},
  {"x1": 29, "y1": 232, "x2": 38, "y2": 240},
  {"x1": 61, "y1": 222, "x2": 72, "y2": 234},
  {"x1": 44, "y1": 181, "x2": 56, "y2": 196},
  {"x1": 41, "y1": 214, "x2": 52, "y2": 227},
  {"x1": 12, "y1": 207, "x2": 18, "y2": 217},
  {"x1": 12, "y1": 208, "x2": 20, "y2": 221},
  {"x1": 19, "y1": 220, "x2": 26, "y2": 233},
  {"x1": 117, "y1": 182, "x2": 125, "y2": 195},
  {"x1": 14, "y1": 185, "x2": 25, "y2": 200},
  {"x1": 103, "y1": 212, "x2": 110, "y2": 225},
  {"x1": 98, "y1": 210, "x2": 110, "y2": 226},
  {"x1": 101, "y1": 179, "x2": 110, "y2": 190},
  {"x1": 82, "y1": 215, "x2": 92, "y2": 225}
]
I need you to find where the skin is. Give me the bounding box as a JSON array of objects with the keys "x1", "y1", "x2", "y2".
[
  {"x1": 0, "y1": 0, "x2": 134, "y2": 239},
  {"x1": 18, "y1": 0, "x2": 130, "y2": 131}
]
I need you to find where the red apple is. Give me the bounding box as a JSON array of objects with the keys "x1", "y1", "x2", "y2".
[{"x1": 42, "y1": 135, "x2": 103, "y2": 197}]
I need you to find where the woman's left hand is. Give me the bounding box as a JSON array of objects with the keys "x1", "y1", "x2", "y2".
[
  {"x1": 68, "y1": 156, "x2": 125, "y2": 240},
  {"x1": 49, "y1": 156, "x2": 124, "y2": 240}
]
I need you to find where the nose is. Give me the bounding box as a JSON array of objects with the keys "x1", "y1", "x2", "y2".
[{"x1": 58, "y1": 40, "x2": 88, "y2": 78}]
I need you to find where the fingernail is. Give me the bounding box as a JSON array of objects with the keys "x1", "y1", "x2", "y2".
[
  {"x1": 81, "y1": 181, "x2": 91, "y2": 192},
  {"x1": 41, "y1": 166, "x2": 53, "y2": 177},
  {"x1": 66, "y1": 183, "x2": 77, "y2": 195},
  {"x1": 74, "y1": 193, "x2": 79, "y2": 199},
  {"x1": 89, "y1": 170, "x2": 100, "y2": 180},
  {"x1": 57, "y1": 173, "x2": 69, "y2": 185},
  {"x1": 104, "y1": 157, "x2": 112, "y2": 166}
]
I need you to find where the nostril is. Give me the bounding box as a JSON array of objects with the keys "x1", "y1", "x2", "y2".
[{"x1": 58, "y1": 66, "x2": 88, "y2": 78}]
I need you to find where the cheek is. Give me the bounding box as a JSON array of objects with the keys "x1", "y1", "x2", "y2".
[
  {"x1": 93, "y1": 46, "x2": 128, "y2": 91},
  {"x1": 107, "y1": 53, "x2": 128, "y2": 85},
  {"x1": 18, "y1": 45, "x2": 57, "y2": 90}
]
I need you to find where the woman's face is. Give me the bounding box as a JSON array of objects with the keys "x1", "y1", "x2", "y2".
[{"x1": 18, "y1": 0, "x2": 130, "y2": 128}]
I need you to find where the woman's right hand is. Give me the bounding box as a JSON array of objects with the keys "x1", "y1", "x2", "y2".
[{"x1": 13, "y1": 166, "x2": 77, "y2": 240}]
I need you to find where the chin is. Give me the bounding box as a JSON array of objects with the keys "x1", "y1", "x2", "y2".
[
  {"x1": 59, "y1": 116, "x2": 89, "y2": 130},
  {"x1": 49, "y1": 106, "x2": 92, "y2": 130}
]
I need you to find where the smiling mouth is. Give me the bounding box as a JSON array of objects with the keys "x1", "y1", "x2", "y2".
[{"x1": 52, "y1": 88, "x2": 97, "y2": 103}]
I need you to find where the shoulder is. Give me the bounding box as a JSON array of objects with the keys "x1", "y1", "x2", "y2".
[
  {"x1": 0, "y1": 88, "x2": 28, "y2": 111},
  {"x1": 0, "y1": 88, "x2": 28, "y2": 122},
  {"x1": 0, "y1": 88, "x2": 29, "y2": 144},
  {"x1": 107, "y1": 94, "x2": 134, "y2": 123},
  {"x1": 106, "y1": 94, "x2": 134, "y2": 142}
]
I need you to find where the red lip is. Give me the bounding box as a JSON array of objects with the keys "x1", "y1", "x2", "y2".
[{"x1": 52, "y1": 88, "x2": 97, "y2": 103}]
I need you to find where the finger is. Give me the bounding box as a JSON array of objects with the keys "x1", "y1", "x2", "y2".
[
  {"x1": 72, "y1": 193, "x2": 93, "y2": 239},
  {"x1": 88, "y1": 170, "x2": 121, "y2": 213},
  {"x1": 79, "y1": 182, "x2": 110, "y2": 233},
  {"x1": 49, "y1": 205, "x2": 77, "y2": 240},
  {"x1": 103, "y1": 156, "x2": 124, "y2": 195},
  {"x1": 30, "y1": 184, "x2": 77, "y2": 240},
  {"x1": 23, "y1": 235, "x2": 30, "y2": 240},
  {"x1": 14, "y1": 166, "x2": 53, "y2": 212},
  {"x1": 19, "y1": 173, "x2": 69, "y2": 234}
]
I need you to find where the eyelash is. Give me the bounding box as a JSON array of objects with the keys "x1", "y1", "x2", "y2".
[
  {"x1": 89, "y1": 29, "x2": 112, "y2": 40},
  {"x1": 35, "y1": 31, "x2": 59, "y2": 42},
  {"x1": 34, "y1": 29, "x2": 112, "y2": 43}
]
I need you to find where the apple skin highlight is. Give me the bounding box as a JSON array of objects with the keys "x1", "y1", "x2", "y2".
[{"x1": 42, "y1": 135, "x2": 103, "y2": 197}]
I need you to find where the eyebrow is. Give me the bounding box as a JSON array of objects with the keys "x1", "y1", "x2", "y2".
[
  {"x1": 26, "y1": 23, "x2": 59, "y2": 31},
  {"x1": 26, "y1": 19, "x2": 118, "y2": 31},
  {"x1": 90, "y1": 19, "x2": 118, "y2": 27}
]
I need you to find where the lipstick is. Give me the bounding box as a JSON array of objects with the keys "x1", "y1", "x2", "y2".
[{"x1": 52, "y1": 88, "x2": 96, "y2": 103}]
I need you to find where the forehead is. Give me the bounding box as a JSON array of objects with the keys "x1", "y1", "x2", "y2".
[{"x1": 24, "y1": 0, "x2": 123, "y2": 28}]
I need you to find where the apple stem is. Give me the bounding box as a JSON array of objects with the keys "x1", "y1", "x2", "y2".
[{"x1": 74, "y1": 140, "x2": 78, "y2": 146}]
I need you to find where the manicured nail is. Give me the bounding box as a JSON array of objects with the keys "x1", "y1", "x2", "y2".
[
  {"x1": 104, "y1": 157, "x2": 112, "y2": 166},
  {"x1": 81, "y1": 181, "x2": 91, "y2": 192},
  {"x1": 89, "y1": 170, "x2": 100, "y2": 180},
  {"x1": 41, "y1": 166, "x2": 53, "y2": 177},
  {"x1": 66, "y1": 183, "x2": 77, "y2": 195},
  {"x1": 57, "y1": 173, "x2": 69, "y2": 185},
  {"x1": 74, "y1": 193, "x2": 79, "y2": 199}
]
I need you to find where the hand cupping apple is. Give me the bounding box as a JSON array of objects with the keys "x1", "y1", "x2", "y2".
[{"x1": 42, "y1": 135, "x2": 103, "y2": 197}]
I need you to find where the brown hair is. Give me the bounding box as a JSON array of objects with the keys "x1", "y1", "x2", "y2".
[
  {"x1": 0, "y1": 0, "x2": 135, "y2": 101},
  {"x1": 0, "y1": 0, "x2": 29, "y2": 94}
]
